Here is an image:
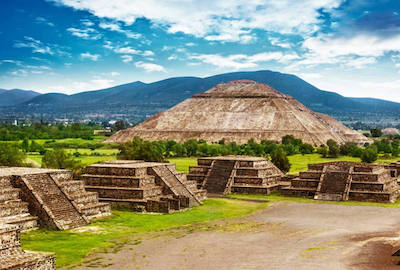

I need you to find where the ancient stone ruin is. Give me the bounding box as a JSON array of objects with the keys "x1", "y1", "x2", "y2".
[
  {"x1": 281, "y1": 161, "x2": 400, "y2": 202},
  {"x1": 82, "y1": 160, "x2": 207, "y2": 213},
  {"x1": 187, "y1": 156, "x2": 283, "y2": 195},
  {"x1": 0, "y1": 223, "x2": 55, "y2": 269},
  {"x1": 0, "y1": 167, "x2": 110, "y2": 231},
  {"x1": 105, "y1": 80, "x2": 371, "y2": 146}
]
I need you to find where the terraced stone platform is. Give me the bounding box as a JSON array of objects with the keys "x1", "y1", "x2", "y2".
[
  {"x1": 187, "y1": 156, "x2": 283, "y2": 195},
  {"x1": 0, "y1": 167, "x2": 110, "y2": 231},
  {"x1": 281, "y1": 161, "x2": 400, "y2": 202},
  {"x1": 82, "y1": 160, "x2": 207, "y2": 213},
  {"x1": 0, "y1": 223, "x2": 55, "y2": 270}
]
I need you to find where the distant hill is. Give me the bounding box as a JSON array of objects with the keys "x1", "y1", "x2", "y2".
[
  {"x1": 0, "y1": 89, "x2": 40, "y2": 106},
  {"x1": 1, "y1": 70, "x2": 400, "y2": 122}
]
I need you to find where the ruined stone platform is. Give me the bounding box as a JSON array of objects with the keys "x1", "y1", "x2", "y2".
[
  {"x1": 0, "y1": 167, "x2": 111, "y2": 231},
  {"x1": 0, "y1": 223, "x2": 55, "y2": 270},
  {"x1": 187, "y1": 156, "x2": 283, "y2": 195},
  {"x1": 81, "y1": 160, "x2": 207, "y2": 213},
  {"x1": 281, "y1": 161, "x2": 400, "y2": 202}
]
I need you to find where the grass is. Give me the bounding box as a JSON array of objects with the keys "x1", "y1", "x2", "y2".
[
  {"x1": 228, "y1": 191, "x2": 400, "y2": 208},
  {"x1": 167, "y1": 157, "x2": 198, "y2": 173},
  {"x1": 21, "y1": 198, "x2": 267, "y2": 267}
]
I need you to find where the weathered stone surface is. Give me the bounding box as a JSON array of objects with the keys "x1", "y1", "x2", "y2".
[
  {"x1": 281, "y1": 161, "x2": 400, "y2": 203},
  {"x1": 188, "y1": 156, "x2": 283, "y2": 195},
  {"x1": 82, "y1": 160, "x2": 207, "y2": 213},
  {"x1": 0, "y1": 223, "x2": 55, "y2": 270},
  {"x1": 105, "y1": 80, "x2": 371, "y2": 146}
]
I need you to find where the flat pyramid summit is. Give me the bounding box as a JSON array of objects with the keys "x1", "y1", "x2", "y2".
[{"x1": 106, "y1": 80, "x2": 371, "y2": 145}]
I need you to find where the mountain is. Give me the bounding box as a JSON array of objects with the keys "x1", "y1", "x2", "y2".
[
  {"x1": 0, "y1": 89, "x2": 40, "y2": 106},
  {"x1": 1, "y1": 70, "x2": 400, "y2": 123}
]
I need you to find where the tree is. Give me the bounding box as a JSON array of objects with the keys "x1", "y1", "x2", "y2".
[
  {"x1": 118, "y1": 137, "x2": 165, "y2": 162},
  {"x1": 113, "y1": 120, "x2": 128, "y2": 132},
  {"x1": 317, "y1": 146, "x2": 328, "y2": 158},
  {"x1": 21, "y1": 137, "x2": 29, "y2": 152},
  {"x1": 327, "y1": 139, "x2": 340, "y2": 158},
  {"x1": 42, "y1": 149, "x2": 82, "y2": 170},
  {"x1": 271, "y1": 148, "x2": 291, "y2": 173},
  {"x1": 299, "y1": 143, "x2": 314, "y2": 155},
  {"x1": 370, "y1": 128, "x2": 382, "y2": 138},
  {"x1": 0, "y1": 143, "x2": 26, "y2": 166},
  {"x1": 361, "y1": 147, "x2": 378, "y2": 163}
]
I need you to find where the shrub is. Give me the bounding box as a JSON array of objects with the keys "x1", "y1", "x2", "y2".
[
  {"x1": 327, "y1": 139, "x2": 340, "y2": 158},
  {"x1": 361, "y1": 147, "x2": 378, "y2": 163},
  {"x1": 0, "y1": 143, "x2": 26, "y2": 166},
  {"x1": 42, "y1": 149, "x2": 82, "y2": 170},
  {"x1": 271, "y1": 148, "x2": 291, "y2": 173}
]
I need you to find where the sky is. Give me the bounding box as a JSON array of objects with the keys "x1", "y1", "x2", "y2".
[{"x1": 1, "y1": 0, "x2": 400, "y2": 102}]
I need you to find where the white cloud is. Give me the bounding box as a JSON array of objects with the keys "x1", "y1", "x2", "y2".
[
  {"x1": 190, "y1": 51, "x2": 297, "y2": 69},
  {"x1": 67, "y1": 27, "x2": 102, "y2": 40},
  {"x1": 35, "y1": 17, "x2": 55, "y2": 27},
  {"x1": 50, "y1": 0, "x2": 343, "y2": 42},
  {"x1": 99, "y1": 22, "x2": 141, "y2": 39},
  {"x1": 81, "y1": 52, "x2": 100, "y2": 61},
  {"x1": 14, "y1": 36, "x2": 54, "y2": 55},
  {"x1": 114, "y1": 46, "x2": 140, "y2": 54},
  {"x1": 51, "y1": 78, "x2": 115, "y2": 93},
  {"x1": 168, "y1": 55, "x2": 177, "y2": 61},
  {"x1": 121, "y1": 55, "x2": 133, "y2": 63},
  {"x1": 344, "y1": 57, "x2": 376, "y2": 69},
  {"x1": 135, "y1": 61, "x2": 166, "y2": 72}
]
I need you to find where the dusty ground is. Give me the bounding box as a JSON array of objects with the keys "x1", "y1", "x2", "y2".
[{"x1": 72, "y1": 201, "x2": 400, "y2": 270}]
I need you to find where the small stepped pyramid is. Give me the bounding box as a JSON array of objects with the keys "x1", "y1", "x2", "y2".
[
  {"x1": 82, "y1": 160, "x2": 207, "y2": 213},
  {"x1": 281, "y1": 161, "x2": 400, "y2": 202},
  {"x1": 187, "y1": 156, "x2": 283, "y2": 195},
  {"x1": 0, "y1": 223, "x2": 55, "y2": 269},
  {"x1": 0, "y1": 167, "x2": 111, "y2": 231},
  {"x1": 0, "y1": 175, "x2": 38, "y2": 231}
]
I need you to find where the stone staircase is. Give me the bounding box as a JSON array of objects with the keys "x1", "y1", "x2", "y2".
[
  {"x1": 0, "y1": 223, "x2": 55, "y2": 270},
  {"x1": 188, "y1": 156, "x2": 283, "y2": 195},
  {"x1": 49, "y1": 171, "x2": 111, "y2": 221},
  {"x1": 0, "y1": 176, "x2": 38, "y2": 231},
  {"x1": 82, "y1": 161, "x2": 207, "y2": 213},
  {"x1": 16, "y1": 173, "x2": 88, "y2": 230}
]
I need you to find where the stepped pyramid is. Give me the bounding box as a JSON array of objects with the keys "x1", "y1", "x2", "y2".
[
  {"x1": 0, "y1": 224, "x2": 55, "y2": 269},
  {"x1": 82, "y1": 160, "x2": 207, "y2": 213},
  {"x1": 105, "y1": 80, "x2": 371, "y2": 146},
  {"x1": 281, "y1": 161, "x2": 400, "y2": 202},
  {"x1": 0, "y1": 167, "x2": 110, "y2": 231},
  {"x1": 187, "y1": 156, "x2": 283, "y2": 195}
]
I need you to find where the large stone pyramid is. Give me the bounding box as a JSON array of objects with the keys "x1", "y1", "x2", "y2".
[{"x1": 106, "y1": 80, "x2": 370, "y2": 145}]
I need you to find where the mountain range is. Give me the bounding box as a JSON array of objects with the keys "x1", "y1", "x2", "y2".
[{"x1": 1, "y1": 70, "x2": 399, "y2": 123}]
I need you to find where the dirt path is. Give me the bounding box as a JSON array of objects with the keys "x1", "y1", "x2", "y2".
[{"x1": 71, "y1": 202, "x2": 400, "y2": 270}]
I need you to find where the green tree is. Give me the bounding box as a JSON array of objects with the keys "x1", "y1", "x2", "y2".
[
  {"x1": 361, "y1": 147, "x2": 378, "y2": 163},
  {"x1": 271, "y1": 148, "x2": 291, "y2": 173},
  {"x1": 299, "y1": 143, "x2": 314, "y2": 155},
  {"x1": 370, "y1": 128, "x2": 382, "y2": 138},
  {"x1": 0, "y1": 143, "x2": 26, "y2": 166},
  {"x1": 42, "y1": 149, "x2": 82, "y2": 170},
  {"x1": 327, "y1": 139, "x2": 340, "y2": 158},
  {"x1": 21, "y1": 137, "x2": 29, "y2": 152}
]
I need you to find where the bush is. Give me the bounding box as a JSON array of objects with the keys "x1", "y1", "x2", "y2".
[
  {"x1": 299, "y1": 143, "x2": 314, "y2": 155},
  {"x1": 327, "y1": 139, "x2": 340, "y2": 158},
  {"x1": 361, "y1": 147, "x2": 378, "y2": 163},
  {"x1": 42, "y1": 149, "x2": 82, "y2": 170},
  {"x1": 0, "y1": 143, "x2": 26, "y2": 166},
  {"x1": 317, "y1": 146, "x2": 328, "y2": 158},
  {"x1": 118, "y1": 137, "x2": 165, "y2": 162},
  {"x1": 271, "y1": 148, "x2": 291, "y2": 173}
]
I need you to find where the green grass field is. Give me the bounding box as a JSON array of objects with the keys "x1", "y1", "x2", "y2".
[{"x1": 21, "y1": 199, "x2": 267, "y2": 267}]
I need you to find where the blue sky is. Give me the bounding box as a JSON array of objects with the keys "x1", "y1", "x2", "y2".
[{"x1": 1, "y1": 0, "x2": 400, "y2": 102}]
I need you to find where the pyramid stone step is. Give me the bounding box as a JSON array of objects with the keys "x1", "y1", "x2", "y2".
[
  {"x1": 82, "y1": 174, "x2": 155, "y2": 188},
  {"x1": 85, "y1": 186, "x2": 163, "y2": 199},
  {"x1": 0, "y1": 188, "x2": 20, "y2": 203},
  {"x1": 0, "y1": 201, "x2": 29, "y2": 218},
  {"x1": 79, "y1": 202, "x2": 111, "y2": 220}
]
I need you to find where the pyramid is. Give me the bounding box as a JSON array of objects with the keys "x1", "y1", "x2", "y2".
[
  {"x1": 281, "y1": 161, "x2": 400, "y2": 202},
  {"x1": 105, "y1": 80, "x2": 371, "y2": 145}
]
